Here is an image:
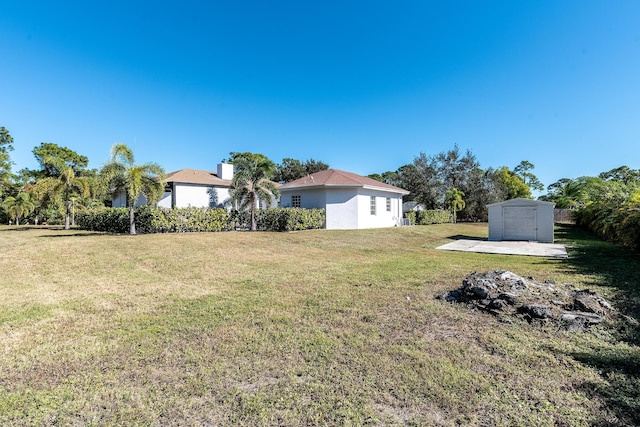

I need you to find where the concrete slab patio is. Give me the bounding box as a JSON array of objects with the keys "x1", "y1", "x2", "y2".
[{"x1": 436, "y1": 239, "x2": 568, "y2": 258}]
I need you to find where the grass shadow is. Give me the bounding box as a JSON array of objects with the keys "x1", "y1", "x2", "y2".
[
  {"x1": 0, "y1": 226, "x2": 41, "y2": 232},
  {"x1": 446, "y1": 234, "x2": 487, "y2": 241},
  {"x1": 571, "y1": 348, "x2": 640, "y2": 426},
  {"x1": 38, "y1": 232, "x2": 110, "y2": 238},
  {"x1": 555, "y1": 224, "x2": 640, "y2": 345},
  {"x1": 0, "y1": 225, "x2": 69, "y2": 232},
  {"x1": 553, "y1": 224, "x2": 640, "y2": 425},
  {"x1": 0, "y1": 225, "x2": 110, "y2": 237}
]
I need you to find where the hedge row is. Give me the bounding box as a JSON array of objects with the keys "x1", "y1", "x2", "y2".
[
  {"x1": 76, "y1": 206, "x2": 325, "y2": 233},
  {"x1": 75, "y1": 208, "x2": 131, "y2": 233},
  {"x1": 573, "y1": 202, "x2": 640, "y2": 251},
  {"x1": 232, "y1": 207, "x2": 326, "y2": 231},
  {"x1": 405, "y1": 209, "x2": 452, "y2": 225}
]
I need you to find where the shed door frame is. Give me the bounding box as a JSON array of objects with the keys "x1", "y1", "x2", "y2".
[{"x1": 502, "y1": 206, "x2": 537, "y2": 241}]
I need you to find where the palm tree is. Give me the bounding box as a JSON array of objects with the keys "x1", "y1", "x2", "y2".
[
  {"x1": 230, "y1": 153, "x2": 280, "y2": 231},
  {"x1": 101, "y1": 143, "x2": 165, "y2": 235},
  {"x1": 542, "y1": 178, "x2": 589, "y2": 209},
  {"x1": 3, "y1": 192, "x2": 35, "y2": 225},
  {"x1": 33, "y1": 157, "x2": 91, "y2": 230},
  {"x1": 445, "y1": 187, "x2": 465, "y2": 223}
]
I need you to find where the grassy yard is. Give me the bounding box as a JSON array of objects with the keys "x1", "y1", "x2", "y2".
[{"x1": 0, "y1": 223, "x2": 638, "y2": 426}]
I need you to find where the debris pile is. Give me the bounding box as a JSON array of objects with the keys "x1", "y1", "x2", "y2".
[{"x1": 437, "y1": 270, "x2": 614, "y2": 332}]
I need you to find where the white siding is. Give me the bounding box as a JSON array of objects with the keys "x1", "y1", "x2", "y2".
[
  {"x1": 171, "y1": 184, "x2": 231, "y2": 208},
  {"x1": 157, "y1": 191, "x2": 172, "y2": 208},
  {"x1": 281, "y1": 188, "x2": 326, "y2": 209},
  {"x1": 280, "y1": 186, "x2": 405, "y2": 230},
  {"x1": 173, "y1": 184, "x2": 211, "y2": 207},
  {"x1": 113, "y1": 185, "x2": 232, "y2": 209},
  {"x1": 326, "y1": 189, "x2": 359, "y2": 229},
  {"x1": 356, "y1": 189, "x2": 403, "y2": 229},
  {"x1": 111, "y1": 190, "x2": 145, "y2": 208}
]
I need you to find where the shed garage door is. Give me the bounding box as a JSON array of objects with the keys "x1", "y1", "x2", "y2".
[{"x1": 503, "y1": 207, "x2": 537, "y2": 240}]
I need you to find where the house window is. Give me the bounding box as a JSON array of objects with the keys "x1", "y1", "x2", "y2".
[
  {"x1": 370, "y1": 196, "x2": 376, "y2": 215},
  {"x1": 386, "y1": 197, "x2": 391, "y2": 212},
  {"x1": 292, "y1": 195, "x2": 301, "y2": 208}
]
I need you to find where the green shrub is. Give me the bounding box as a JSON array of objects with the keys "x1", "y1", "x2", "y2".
[
  {"x1": 76, "y1": 207, "x2": 130, "y2": 233},
  {"x1": 40, "y1": 205, "x2": 65, "y2": 225},
  {"x1": 574, "y1": 202, "x2": 640, "y2": 251},
  {"x1": 405, "y1": 209, "x2": 451, "y2": 225},
  {"x1": 76, "y1": 207, "x2": 325, "y2": 233},
  {"x1": 232, "y1": 208, "x2": 326, "y2": 231},
  {"x1": 405, "y1": 211, "x2": 416, "y2": 225}
]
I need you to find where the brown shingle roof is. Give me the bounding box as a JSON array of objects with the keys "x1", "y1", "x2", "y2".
[
  {"x1": 165, "y1": 169, "x2": 231, "y2": 187},
  {"x1": 279, "y1": 169, "x2": 409, "y2": 194}
]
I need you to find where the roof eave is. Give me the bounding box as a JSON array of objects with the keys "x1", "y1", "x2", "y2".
[
  {"x1": 362, "y1": 184, "x2": 410, "y2": 195},
  {"x1": 281, "y1": 183, "x2": 409, "y2": 195}
]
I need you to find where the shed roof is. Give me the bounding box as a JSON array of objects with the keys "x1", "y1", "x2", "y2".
[
  {"x1": 487, "y1": 198, "x2": 555, "y2": 208},
  {"x1": 279, "y1": 169, "x2": 409, "y2": 195}
]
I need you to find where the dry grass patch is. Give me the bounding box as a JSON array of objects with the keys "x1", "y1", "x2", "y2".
[{"x1": 0, "y1": 223, "x2": 638, "y2": 426}]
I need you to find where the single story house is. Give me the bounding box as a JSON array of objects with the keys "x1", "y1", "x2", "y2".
[
  {"x1": 279, "y1": 169, "x2": 410, "y2": 230},
  {"x1": 402, "y1": 201, "x2": 426, "y2": 213},
  {"x1": 158, "y1": 163, "x2": 234, "y2": 209},
  {"x1": 487, "y1": 198, "x2": 556, "y2": 243},
  {"x1": 112, "y1": 163, "x2": 234, "y2": 209}
]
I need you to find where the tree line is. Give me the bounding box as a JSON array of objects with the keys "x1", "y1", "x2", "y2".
[
  {"x1": 366, "y1": 145, "x2": 543, "y2": 221},
  {"x1": 0, "y1": 130, "x2": 318, "y2": 233},
  {"x1": 539, "y1": 166, "x2": 640, "y2": 250},
  {"x1": 2, "y1": 125, "x2": 638, "y2": 242},
  {"x1": 0, "y1": 137, "x2": 167, "y2": 234}
]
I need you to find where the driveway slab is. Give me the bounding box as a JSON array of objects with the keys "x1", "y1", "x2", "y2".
[{"x1": 436, "y1": 239, "x2": 568, "y2": 258}]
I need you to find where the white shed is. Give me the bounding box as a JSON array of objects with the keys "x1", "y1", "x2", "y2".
[{"x1": 487, "y1": 198, "x2": 556, "y2": 243}]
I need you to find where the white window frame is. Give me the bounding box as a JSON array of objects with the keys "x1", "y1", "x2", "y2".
[
  {"x1": 292, "y1": 195, "x2": 301, "y2": 208},
  {"x1": 370, "y1": 196, "x2": 376, "y2": 215},
  {"x1": 386, "y1": 197, "x2": 391, "y2": 212}
]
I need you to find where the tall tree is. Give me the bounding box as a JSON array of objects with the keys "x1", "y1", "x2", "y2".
[
  {"x1": 457, "y1": 167, "x2": 500, "y2": 221},
  {"x1": 0, "y1": 127, "x2": 15, "y2": 198},
  {"x1": 542, "y1": 176, "x2": 626, "y2": 207},
  {"x1": 403, "y1": 145, "x2": 481, "y2": 210},
  {"x1": 513, "y1": 160, "x2": 544, "y2": 193},
  {"x1": 490, "y1": 166, "x2": 531, "y2": 199},
  {"x1": 303, "y1": 159, "x2": 329, "y2": 175},
  {"x1": 367, "y1": 173, "x2": 384, "y2": 182},
  {"x1": 274, "y1": 157, "x2": 330, "y2": 183},
  {"x1": 32, "y1": 142, "x2": 89, "y2": 178},
  {"x1": 599, "y1": 166, "x2": 640, "y2": 185},
  {"x1": 229, "y1": 152, "x2": 280, "y2": 231},
  {"x1": 2, "y1": 192, "x2": 35, "y2": 225},
  {"x1": 394, "y1": 163, "x2": 429, "y2": 204},
  {"x1": 368, "y1": 171, "x2": 401, "y2": 186},
  {"x1": 403, "y1": 157, "x2": 440, "y2": 208},
  {"x1": 540, "y1": 178, "x2": 586, "y2": 208},
  {"x1": 34, "y1": 157, "x2": 91, "y2": 229},
  {"x1": 445, "y1": 188, "x2": 465, "y2": 223},
  {"x1": 101, "y1": 143, "x2": 165, "y2": 235},
  {"x1": 274, "y1": 158, "x2": 306, "y2": 183},
  {"x1": 27, "y1": 144, "x2": 104, "y2": 224}
]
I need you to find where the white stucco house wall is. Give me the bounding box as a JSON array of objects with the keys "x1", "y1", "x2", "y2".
[
  {"x1": 487, "y1": 198, "x2": 556, "y2": 243},
  {"x1": 279, "y1": 169, "x2": 410, "y2": 230},
  {"x1": 112, "y1": 163, "x2": 234, "y2": 209}
]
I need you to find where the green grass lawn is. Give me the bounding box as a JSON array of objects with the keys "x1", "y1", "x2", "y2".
[{"x1": 1, "y1": 223, "x2": 638, "y2": 426}]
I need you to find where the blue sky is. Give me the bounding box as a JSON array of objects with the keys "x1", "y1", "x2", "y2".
[{"x1": 2, "y1": 1, "x2": 639, "y2": 195}]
